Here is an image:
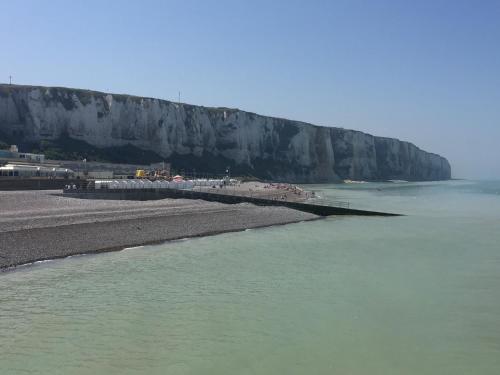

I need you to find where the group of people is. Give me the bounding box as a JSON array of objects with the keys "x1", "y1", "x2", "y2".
[{"x1": 262, "y1": 182, "x2": 314, "y2": 201}]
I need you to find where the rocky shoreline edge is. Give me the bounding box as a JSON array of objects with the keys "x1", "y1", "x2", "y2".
[{"x1": 0, "y1": 190, "x2": 319, "y2": 271}]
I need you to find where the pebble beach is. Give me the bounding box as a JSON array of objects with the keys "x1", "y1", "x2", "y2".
[{"x1": 0, "y1": 190, "x2": 319, "y2": 270}]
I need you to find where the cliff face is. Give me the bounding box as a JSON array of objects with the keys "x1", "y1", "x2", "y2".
[{"x1": 0, "y1": 84, "x2": 451, "y2": 182}]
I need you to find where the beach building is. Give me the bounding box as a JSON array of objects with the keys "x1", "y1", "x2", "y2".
[
  {"x1": 0, "y1": 163, "x2": 73, "y2": 178},
  {"x1": 0, "y1": 145, "x2": 45, "y2": 163}
]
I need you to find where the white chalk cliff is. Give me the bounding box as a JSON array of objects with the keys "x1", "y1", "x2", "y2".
[{"x1": 0, "y1": 84, "x2": 451, "y2": 182}]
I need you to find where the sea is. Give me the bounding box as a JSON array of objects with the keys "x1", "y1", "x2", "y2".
[{"x1": 1, "y1": 180, "x2": 499, "y2": 374}]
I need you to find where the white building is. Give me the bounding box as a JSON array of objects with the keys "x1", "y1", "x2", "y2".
[{"x1": 0, "y1": 163, "x2": 73, "y2": 178}]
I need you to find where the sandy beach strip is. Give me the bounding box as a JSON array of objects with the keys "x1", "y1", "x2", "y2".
[{"x1": 0, "y1": 190, "x2": 319, "y2": 270}]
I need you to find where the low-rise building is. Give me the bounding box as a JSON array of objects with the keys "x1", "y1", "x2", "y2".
[
  {"x1": 74, "y1": 170, "x2": 114, "y2": 179},
  {"x1": 0, "y1": 145, "x2": 45, "y2": 163},
  {"x1": 0, "y1": 163, "x2": 73, "y2": 178}
]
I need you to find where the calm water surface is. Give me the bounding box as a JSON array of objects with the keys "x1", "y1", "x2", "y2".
[{"x1": 1, "y1": 180, "x2": 500, "y2": 374}]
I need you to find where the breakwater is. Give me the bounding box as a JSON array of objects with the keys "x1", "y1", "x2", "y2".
[
  {"x1": 63, "y1": 187, "x2": 401, "y2": 216},
  {"x1": 0, "y1": 177, "x2": 81, "y2": 190}
]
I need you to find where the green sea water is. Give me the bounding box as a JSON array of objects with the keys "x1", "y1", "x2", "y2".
[{"x1": 1, "y1": 180, "x2": 500, "y2": 374}]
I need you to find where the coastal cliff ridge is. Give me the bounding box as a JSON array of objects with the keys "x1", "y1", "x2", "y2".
[{"x1": 0, "y1": 84, "x2": 451, "y2": 182}]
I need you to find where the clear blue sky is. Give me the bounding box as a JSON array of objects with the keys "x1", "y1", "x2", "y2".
[{"x1": 1, "y1": 0, "x2": 499, "y2": 179}]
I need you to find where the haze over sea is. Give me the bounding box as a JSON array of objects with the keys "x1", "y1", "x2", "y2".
[{"x1": 1, "y1": 180, "x2": 499, "y2": 374}]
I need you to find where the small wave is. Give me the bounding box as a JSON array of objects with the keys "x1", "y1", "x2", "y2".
[
  {"x1": 169, "y1": 237, "x2": 191, "y2": 243},
  {"x1": 3, "y1": 253, "x2": 94, "y2": 273},
  {"x1": 121, "y1": 246, "x2": 145, "y2": 251},
  {"x1": 2, "y1": 258, "x2": 56, "y2": 273},
  {"x1": 32, "y1": 259, "x2": 55, "y2": 265}
]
